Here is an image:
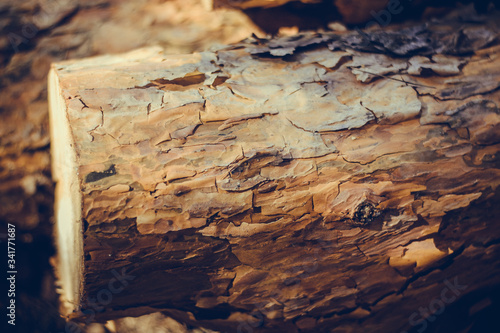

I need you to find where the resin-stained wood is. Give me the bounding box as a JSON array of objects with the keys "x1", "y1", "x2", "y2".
[{"x1": 49, "y1": 15, "x2": 500, "y2": 332}]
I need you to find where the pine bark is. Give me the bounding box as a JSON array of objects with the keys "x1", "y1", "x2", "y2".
[{"x1": 49, "y1": 16, "x2": 500, "y2": 332}]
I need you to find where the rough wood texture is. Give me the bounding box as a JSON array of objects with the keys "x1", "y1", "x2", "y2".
[{"x1": 49, "y1": 13, "x2": 500, "y2": 332}]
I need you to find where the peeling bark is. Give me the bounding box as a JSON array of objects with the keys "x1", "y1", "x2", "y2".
[{"x1": 49, "y1": 14, "x2": 500, "y2": 332}]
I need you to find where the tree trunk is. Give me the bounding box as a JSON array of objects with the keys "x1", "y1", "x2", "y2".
[{"x1": 49, "y1": 16, "x2": 500, "y2": 332}]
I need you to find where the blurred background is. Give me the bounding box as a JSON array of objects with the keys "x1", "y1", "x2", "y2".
[{"x1": 0, "y1": 0, "x2": 499, "y2": 332}]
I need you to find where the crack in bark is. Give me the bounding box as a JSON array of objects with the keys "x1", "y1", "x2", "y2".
[
  {"x1": 351, "y1": 68, "x2": 437, "y2": 89},
  {"x1": 360, "y1": 101, "x2": 378, "y2": 123},
  {"x1": 339, "y1": 150, "x2": 410, "y2": 166}
]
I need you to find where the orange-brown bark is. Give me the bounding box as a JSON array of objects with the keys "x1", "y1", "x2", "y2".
[{"x1": 49, "y1": 15, "x2": 500, "y2": 332}]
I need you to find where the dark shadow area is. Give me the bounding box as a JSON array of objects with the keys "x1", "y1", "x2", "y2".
[
  {"x1": 243, "y1": 1, "x2": 342, "y2": 35},
  {"x1": 243, "y1": 0, "x2": 500, "y2": 35}
]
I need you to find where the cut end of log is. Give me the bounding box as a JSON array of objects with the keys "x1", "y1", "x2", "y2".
[{"x1": 48, "y1": 67, "x2": 84, "y2": 315}]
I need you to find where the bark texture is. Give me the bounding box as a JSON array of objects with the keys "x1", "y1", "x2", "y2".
[{"x1": 49, "y1": 13, "x2": 500, "y2": 332}]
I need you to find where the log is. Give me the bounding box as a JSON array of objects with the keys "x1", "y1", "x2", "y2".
[{"x1": 49, "y1": 15, "x2": 500, "y2": 332}]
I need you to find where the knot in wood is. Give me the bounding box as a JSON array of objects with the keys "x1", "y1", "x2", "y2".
[{"x1": 354, "y1": 202, "x2": 377, "y2": 224}]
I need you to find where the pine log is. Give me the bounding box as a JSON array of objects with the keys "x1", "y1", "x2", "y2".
[{"x1": 49, "y1": 16, "x2": 500, "y2": 332}]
